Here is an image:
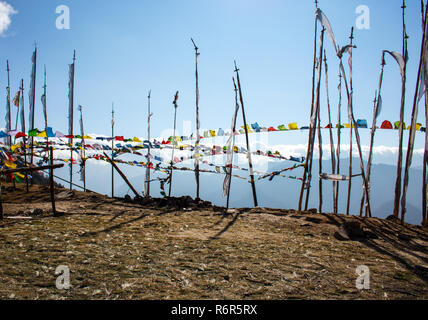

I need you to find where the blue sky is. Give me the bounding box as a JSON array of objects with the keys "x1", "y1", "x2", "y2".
[{"x1": 0, "y1": 0, "x2": 426, "y2": 151}]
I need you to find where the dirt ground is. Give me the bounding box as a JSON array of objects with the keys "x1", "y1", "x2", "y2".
[{"x1": 0, "y1": 183, "x2": 427, "y2": 300}]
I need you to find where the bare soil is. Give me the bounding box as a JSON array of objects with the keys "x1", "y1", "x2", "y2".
[{"x1": 0, "y1": 183, "x2": 427, "y2": 300}]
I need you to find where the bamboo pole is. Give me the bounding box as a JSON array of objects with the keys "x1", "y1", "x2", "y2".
[
  {"x1": 335, "y1": 71, "x2": 342, "y2": 214},
  {"x1": 298, "y1": 0, "x2": 319, "y2": 212},
  {"x1": 111, "y1": 102, "x2": 115, "y2": 198},
  {"x1": 145, "y1": 90, "x2": 152, "y2": 198},
  {"x1": 401, "y1": 2, "x2": 428, "y2": 223},
  {"x1": 393, "y1": 1, "x2": 409, "y2": 218},
  {"x1": 234, "y1": 61, "x2": 258, "y2": 207},
  {"x1": 168, "y1": 91, "x2": 179, "y2": 197},
  {"x1": 191, "y1": 38, "x2": 201, "y2": 200}
]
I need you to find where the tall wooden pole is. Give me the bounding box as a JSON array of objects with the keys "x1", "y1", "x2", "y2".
[
  {"x1": 6, "y1": 60, "x2": 16, "y2": 189},
  {"x1": 324, "y1": 53, "x2": 337, "y2": 213},
  {"x1": 393, "y1": 0, "x2": 409, "y2": 218},
  {"x1": 346, "y1": 30, "x2": 355, "y2": 216},
  {"x1": 226, "y1": 78, "x2": 240, "y2": 210},
  {"x1": 145, "y1": 90, "x2": 152, "y2": 198},
  {"x1": 361, "y1": 52, "x2": 386, "y2": 217},
  {"x1": 42, "y1": 65, "x2": 48, "y2": 130},
  {"x1": 360, "y1": 92, "x2": 379, "y2": 217},
  {"x1": 111, "y1": 102, "x2": 115, "y2": 198},
  {"x1": 346, "y1": 28, "x2": 373, "y2": 217},
  {"x1": 69, "y1": 51, "x2": 76, "y2": 190},
  {"x1": 335, "y1": 71, "x2": 342, "y2": 214},
  {"x1": 423, "y1": 92, "x2": 428, "y2": 226},
  {"x1": 168, "y1": 91, "x2": 179, "y2": 197},
  {"x1": 305, "y1": 28, "x2": 326, "y2": 211},
  {"x1": 234, "y1": 61, "x2": 258, "y2": 207},
  {"x1": 50, "y1": 147, "x2": 57, "y2": 216},
  {"x1": 30, "y1": 46, "x2": 37, "y2": 169},
  {"x1": 191, "y1": 38, "x2": 201, "y2": 200},
  {"x1": 78, "y1": 105, "x2": 86, "y2": 192},
  {"x1": 20, "y1": 79, "x2": 29, "y2": 192},
  {"x1": 422, "y1": 0, "x2": 428, "y2": 228},
  {"x1": 401, "y1": 2, "x2": 428, "y2": 223},
  {"x1": 299, "y1": 0, "x2": 319, "y2": 212},
  {"x1": 317, "y1": 79, "x2": 323, "y2": 214},
  {"x1": 6, "y1": 60, "x2": 12, "y2": 147}
]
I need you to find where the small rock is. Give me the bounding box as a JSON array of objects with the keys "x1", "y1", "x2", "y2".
[
  {"x1": 334, "y1": 226, "x2": 350, "y2": 241},
  {"x1": 307, "y1": 208, "x2": 318, "y2": 214},
  {"x1": 343, "y1": 221, "x2": 365, "y2": 238}
]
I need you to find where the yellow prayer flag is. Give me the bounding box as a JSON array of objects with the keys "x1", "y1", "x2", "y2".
[
  {"x1": 288, "y1": 123, "x2": 299, "y2": 130},
  {"x1": 37, "y1": 131, "x2": 47, "y2": 138}
]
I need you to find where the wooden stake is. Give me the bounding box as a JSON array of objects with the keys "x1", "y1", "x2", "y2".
[
  {"x1": 168, "y1": 91, "x2": 179, "y2": 197},
  {"x1": 234, "y1": 61, "x2": 258, "y2": 208},
  {"x1": 299, "y1": 1, "x2": 319, "y2": 212}
]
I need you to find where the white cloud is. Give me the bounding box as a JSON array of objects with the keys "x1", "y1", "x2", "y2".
[{"x1": 0, "y1": 1, "x2": 17, "y2": 36}]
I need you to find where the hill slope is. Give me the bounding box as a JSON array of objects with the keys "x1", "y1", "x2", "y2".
[{"x1": 0, "y1": 183, "x2": 427, "y2": 300}]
